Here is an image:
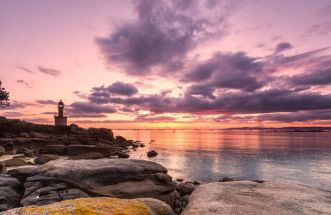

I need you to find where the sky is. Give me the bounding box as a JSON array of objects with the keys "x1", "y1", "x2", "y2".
[{"x1": 1, "y1": 0, "x2": 331, "y2": 129}]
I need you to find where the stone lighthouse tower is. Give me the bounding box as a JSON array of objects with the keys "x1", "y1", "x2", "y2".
[{"x1": 54, "y1": 100, "x2": 67, "y2": 126}]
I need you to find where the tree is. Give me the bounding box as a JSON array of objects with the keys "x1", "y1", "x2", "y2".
[{"x1": 0, "y1": 81, "x2": 10, "y2": 107}]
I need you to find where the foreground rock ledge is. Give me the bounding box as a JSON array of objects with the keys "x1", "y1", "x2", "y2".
[
  {"x1": 1, "y1": 197, "x2": 174, "y2": 215},
  {"x1": 182, "y1": 181, "x2": 331, "y2": 215},
  {"x1": 4, "y1": 159, "x2": 177, "y2": 210}
]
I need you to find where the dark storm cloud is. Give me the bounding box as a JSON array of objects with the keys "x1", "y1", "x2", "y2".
[
  {"x1": 69, "y1": 102, "x2": 116, "y2": 114},
  {"x1": 37, "y1": 66, "x2": 61, "y2": 76},
  {"x1": 290, "y1": 68, "x2": 331, "y2": 86},
  {"x1": 96, "y1": 0, "x2": 237, "y2": 75},
  {"x1": 184, "y1": 52, "x2": 267, "y2": 92},
  {"x1": 275, "y1": 42, "x2": 293, "y2": 53}
]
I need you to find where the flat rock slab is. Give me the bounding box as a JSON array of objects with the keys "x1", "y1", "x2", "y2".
[
  {"x1": 182, "y1": 181, "x2": 331, "y2": 215},
  {"x1": 2, "y1": 197, "x2": 175, "y2": 215}
]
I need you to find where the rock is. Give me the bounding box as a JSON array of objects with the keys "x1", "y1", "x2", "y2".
[
  {"x1": 69, "y1": 152, "x2": 104, "y2": 160},
  {"x1": 21, "y1": 183, "x2": 89, "y2": 206},
  {"x1": 182, "y1": 181, "x2": 331, "y2": 215},
  {"x1": 176, "y1": 178, "x2": 184, "y2": 182},
  {"x1": 219, "y1": 176, "x2": 235, "y2": 182},
  {"x1": 69, "y1": 124, "x2": 80, "y2": 134},
  {"x1": 2, "y1": 142, "x2": 14, "y2": 152},
  {"x1": 117, "y1": 151, "x2": 130, "y2": 158},
  {"x1": 8, "y1": 159, "x2": 177, "y2": 207},
  {"x1": 155, "y1": 173, "x2": 172, "y2": 183},
  {"x1": 34, "y1": 154, "x2": 59, "y2": 165},
  {"x1": 176, "y1": 182, "x2": 195, "y2": 195},
  {"x1": 16, "y1": 147, "x2": 35, "y2": 158},
  {"x1": 30, "y1": 132, "x2": 49, "y2": 139},
  {"x1": 4, "y1": 197, "x2": 175, "y2": 215},
  {"x1": 12, "y1": 155, "x2": 25, "y2": 159},
  {"x1": 0, "y1": 174, "x2": 23, "y2": 212},
  {"x1": 65, "y1": 145, "x2": 112, "y2": 156},
  {"x1": 192, "y1": 181, "x2": 200, "y2": 185},
  {"x1": 1, "y1": 158, "x2": 28, "y2": 167},
  {"x1": 38, "y1": 144, "x2": 65, "y2": 155},
  {"x1": 147, "y1": 150, "x2": 158, "y2": 157},
  {"x1": 0, "y1": 146, "x2": 5, "y2": 156},
  {"x1": 19, "y1": 132, "x2": 30, "y2": 138},
  {"x1": 115, "y1": 135, "x2": 126, "y2": 142},
  {"x1": 132, "y1": 143, "x2": 140, "y2": 148},
  {"x1": 253, "y1": 180, "x2": 264, "y2": 183},
  {"x1": 0, "y1": 164, "x2": 5, "y2": 174},
  {"x1": 140, "y1": 143, "x2": 145, "y2": 147}
]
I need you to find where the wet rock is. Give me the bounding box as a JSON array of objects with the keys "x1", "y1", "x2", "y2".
[
  {"x1": 117, "y1": 151, "x2": 130, "y2": 158},
  {"x1": 34, "y1": 154, "x2": 59, "y2": 165},
  {"x1": 0, "y1": 174, "x2": 23, "y2": 212},
  {"x1": 147, "y1": 150, "x2": 158, "y2": 157},
  {"x1": 69, "y1": 152, "x2": 104, "y2": 160},
  {"x1": 6, "y1": 197, "x2": 175, "y2": 215}
]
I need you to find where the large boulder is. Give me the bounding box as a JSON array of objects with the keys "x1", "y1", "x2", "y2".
[
  {"x1": 0, "y1": 174, "x2": 23, "y2": 212},
  {"x1": 182, "y1": 181, "x2": 331, "y2": 215},
  {"x1": 7, "y1": 159, "x2": 177, "y2": 208},
  {"x1": 3, "y1": 197, "x2": 174, "y2": 215}
]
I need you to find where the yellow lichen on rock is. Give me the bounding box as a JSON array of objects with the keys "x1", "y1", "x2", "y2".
[{"x1": 2, "y1": 197, "x2": 174, "y2": 215}]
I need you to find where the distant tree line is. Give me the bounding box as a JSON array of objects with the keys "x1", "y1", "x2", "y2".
[{"x1": 0, "y1": 80, "x2": 10, "y2": 107}]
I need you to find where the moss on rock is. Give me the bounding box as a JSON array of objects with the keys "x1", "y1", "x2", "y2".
[{"x1": 2, "y1": 197, "x2": 174, "y2": 215}]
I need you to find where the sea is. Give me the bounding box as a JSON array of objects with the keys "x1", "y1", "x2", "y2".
[{"x1": 114, "y1": 129, "x2": 331, "y2": 191}]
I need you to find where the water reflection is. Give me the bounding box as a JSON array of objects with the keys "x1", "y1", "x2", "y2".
[{"x1": 114, "y1": 129, "x2": 331, "y2": 191}]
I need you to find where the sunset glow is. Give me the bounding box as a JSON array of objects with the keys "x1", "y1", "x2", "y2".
[{"x1": 1, "y1": 0, "x2": 331, "y2": 128}]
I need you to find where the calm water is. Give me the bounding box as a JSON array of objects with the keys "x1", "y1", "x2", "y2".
[{"x1": 114, "y1": 129, "x2": 331, "y2": 191}]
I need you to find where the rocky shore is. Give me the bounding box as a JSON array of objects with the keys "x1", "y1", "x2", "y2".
[
  {"x1": 0, "y1": 118, "x2": 195, "y2": 214},
  {"x1": 1, "y1": 117, "x2": 331, "y2": 215}
]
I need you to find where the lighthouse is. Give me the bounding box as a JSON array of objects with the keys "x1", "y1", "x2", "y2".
[{"x1": 54, "y1": 100, "x2": 67, "y2": 126}]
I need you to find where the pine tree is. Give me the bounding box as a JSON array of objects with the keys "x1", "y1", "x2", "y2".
[{"x1": 0, "y1": 81, "x2": 10, "y2": 107}]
